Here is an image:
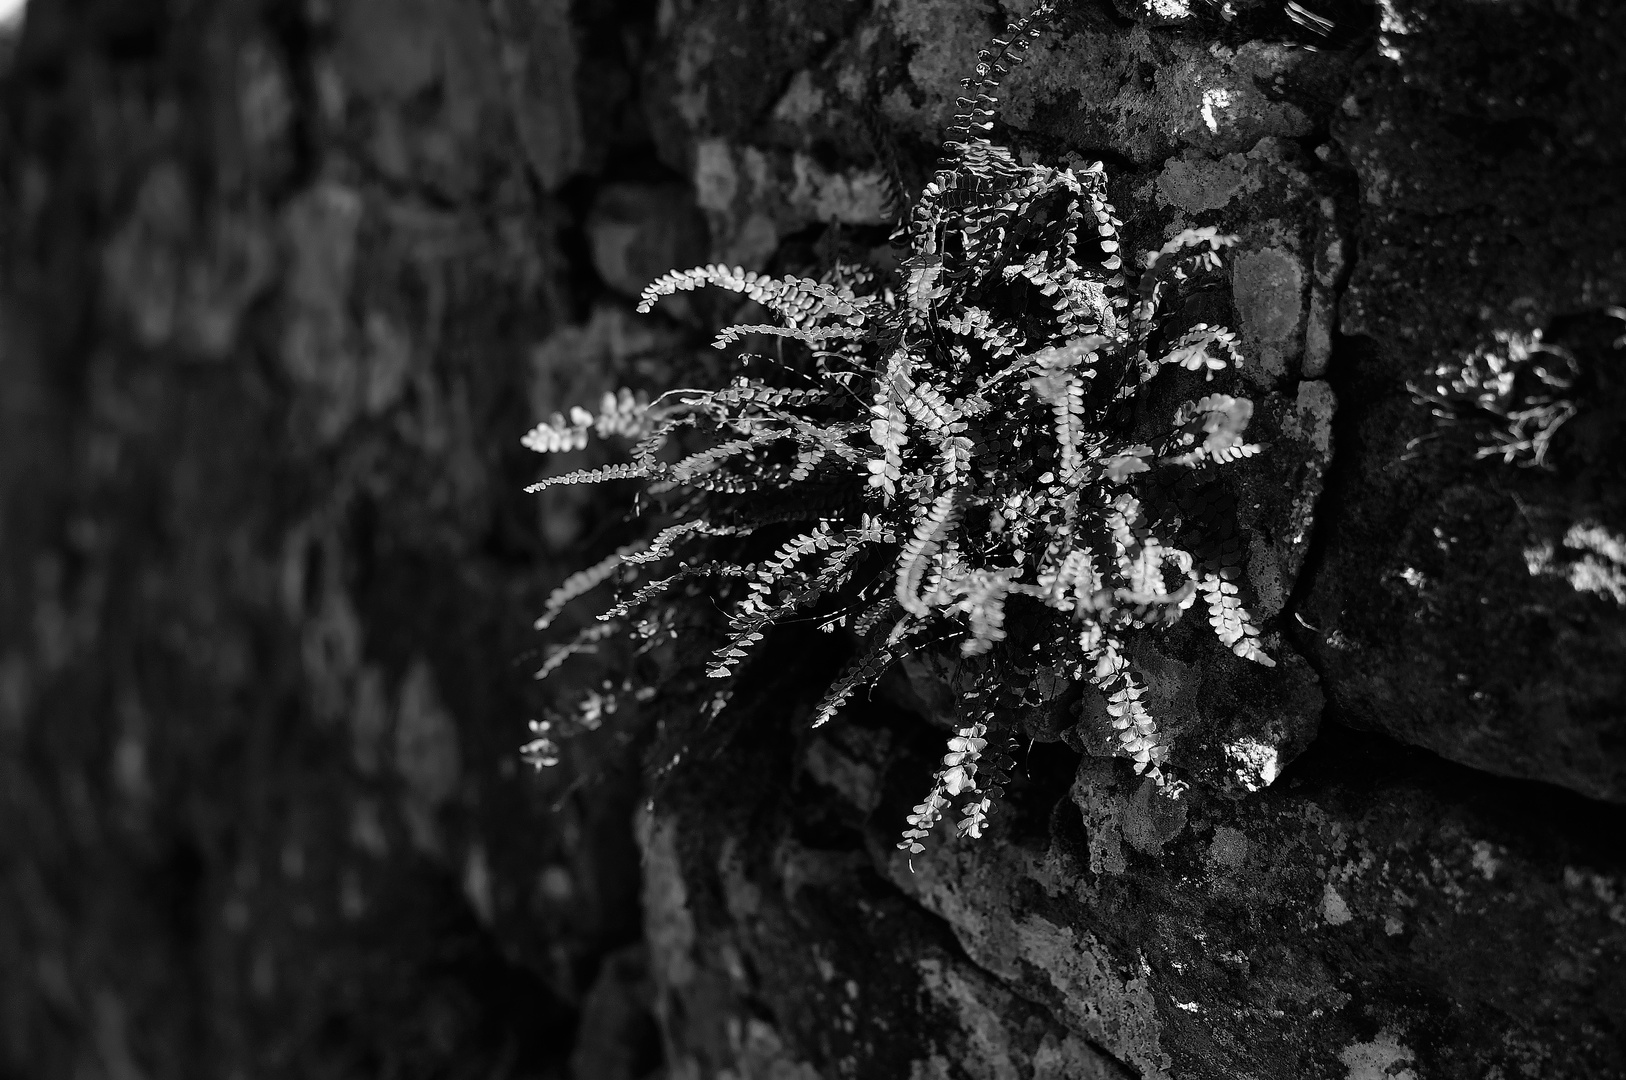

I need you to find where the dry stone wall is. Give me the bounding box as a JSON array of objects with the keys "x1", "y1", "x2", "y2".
[
  {"x1": 1, "y1": 1, "x2": 1621, "y2": 1079},
  {"x1": 633, "y1": 1, "x2": 1626, "y2": 1078}
]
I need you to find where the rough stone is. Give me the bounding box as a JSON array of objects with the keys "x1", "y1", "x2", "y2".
[
  {"x1": 1230, "y1": 246, "x2": 1305, "y2": 384},
  {"x1": 999, "y1": 32, "x2": 1327, "y2": 165},
  {"x1": 278, "y1": 181, "x2": 366, "y2": 439},
  {"x1": 587, "y1": 183, "x2": 708, "y2": 299},
  {"x1": 1306, "y1": 0, "x2": 1626, "y2": 799},
  {"x1": 637, "y1": 775, "x2": 1132, "y2": 1080},
  {"x1": 642, "y1": 0, "x2": 870, "y2": 172},
  {"x1": 393, "y1": 657, "x2": 461, "y2": 811},
  {"x1": 634, "y1": 674, "x2": 1626, "y2": 1080},
  {"x1": 12, "y1": 0, "x2": 1626, "y2": 1076},
  {"x1": 101, "y1": 163, "x2": 275, "y2": 358},
  {"x1": 2, "y1": 4, "x2": 618, "y2": 1075},
  {"x1": 1154, "y1": 151, "x2": 1253, "y2": 215},
  {"x1": 569, "y1": 945, "x2": 660, "y2": 1080},
  {"x1": 491, "y1": 0, "x2": 584, "y2": 191},
  {"x1": 693, "y1": 139, "x2": 891, "y2": 268}
]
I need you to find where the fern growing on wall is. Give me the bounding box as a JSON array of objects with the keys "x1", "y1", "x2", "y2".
[
  {"x1": 522, "y1": 1, "x2": 1274, "y2": 852},
  {"x1": 1409, "y1": 328, "x2": 1582, "y2": 468}
]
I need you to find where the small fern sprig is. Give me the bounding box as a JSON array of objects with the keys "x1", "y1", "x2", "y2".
[
  {"x1": 522, "y1": 388, "x2": 651, "y2": 454},
  {"x1": 900, "y1": 719, "x2": 989, "y2": 854},
  {"x1": 637, "y1": 265, "x2": 870, "y2": 333},
  {"x1": 1409, "y1": 328, "x2": 1581, "y2": 468},
  {"x1": 534, "y1": 542, "x2": 646, "y2": 631}
]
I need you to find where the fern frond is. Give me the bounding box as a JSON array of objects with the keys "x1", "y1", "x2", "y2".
[
  {"x1": 1044, "y1": 371, "x2": 1087, "y2": 484},
  {"x1": 670, "y1": 430, "x2": 793, "y2": 483},
  {"x1": 1102, "y1": 445, "x2": 1154, "y2": 482},
  {"x1": 899, "y1": 381, "x2": 966, "y2": 437},
  {"x1": 851, "y1": 596, "x2": 900, "y2": 638},
  {"x1": 1160, "y1": 394, "x2": 1255, "y2": 467},
  {"x1": 534, "y1": 543, "x2": 646, "y2": 631},
  {"x1": 624, "y1": 520, "x2": 746, "y2": 566},
  {"x1": 525, "y1": 462, "x2": 648, "y2": 493},
  {"x1": 534, "y1": 620, "x2": 621, "y2": 682},
  {"x1": 1117, "y1": 535, "x2": 1173, "y2": 602},
  {"x1": 783, "y1": 416, "x2": 868, "y2": 464},
  {"x1": 706, "y1": 628, "x2": 765, "y2": 679},
  {"x1": 1036, "y1": 546, "x2": 1102, "y2": 611},
  {"x1": 1090, "y1": 640, "x2": 1170, "y2": 778},
  {"x1": 521, "y1": 410, "x2": 591, "y2": 454},
  {"x1": 899, "y1": 718, "x2": 994, "y2": 852},
  {"x1": 811, "y1": 621, "x2": 933, "y2": 728},
  {"x1": 943, "y1": 2, "x2": 1056, "y2": 150},
  {"x1": 732, "y1": 523, "x2": 843, "y2": 625},
  {"x1": 707, "y1": 380, "x2": 836, "y2": 412},
  {"x1": 867, "y1": 350, "x2": 912, "y2": 501},
  {"x1": 1197, "y1": 568, "x2": 1275, "y2": 667},
  {"x1": 898, "y1": 790, "x2": 952, "y2": 854},
  {"x1": 952, "y1": 570, "x2": 1016, "y2": 656},
  {"x1": 599, "y1": 562, "x2": 750, "y2": 622},
  {"x1": 901, "y1": 254, "x2": 949, "y2": 311},
  {"x1": 942, "y1": 305, "x2": 1026, "y2": 362},
  {"x1": 897, "y1": 487, "x2": 964, "y2": 617},
  {"x1": 593, "y1": 387, "x2": 652, "y2": 438},
  {"x1": 1157, "y1": 324, "x2": 1242, "y2": 378},
  {"x1": 1027, "y1": 336, "x2": 1104, "y2": 376},
  {"x1": 940, "y1": 435, "x2": 974, "y2": 485},
  {"x1": 1025, "y1": 346, "x2": 1097, "y2": 485},
  {"x1": 787, "y1": 442, "x2": 827, "y2": 482},
  {"x1": 637, "y1": 264, "x2": 866, "y2": 330},
  {"x1": 523, "y1": 388, "x2": 651, "y2": 454},
  {"x1": 711, "y1": 322, "x2": 867, "y2": 350}
]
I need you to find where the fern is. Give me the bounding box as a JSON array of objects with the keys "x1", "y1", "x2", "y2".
[
  {"x1": 1410, "y1": 328, "x2": 1581, "y2": 467},
  {"x1": 671, "y1": 430, "x2": 793, "y2": 483},
  {"x1": 953, "y1": 570, "x2": 1017, "y2": 656},
  {"x1": 866, "y1": 350, "x2": 912, "y2": 501},
  {"x1": 637, "y1": 265, "x2": 866, "y2": 328},
  {"x1": 900, "y1": 719, "x2": 989, "y2": 854},
  {"x1": 706, "y1": 628, "x2": 765, "y2": 680},
  {"x1": 897, "y1": 488, "x2": 964, "y2": 618},
  {"x1": 1091, "y1": 640, "x2": 1169, "y2": 779},
  {"x1": 534, "y1": 543, "x2": 645, "y2": 631},
  {"x1": 524, "y1": 0, "x2": 1280, "y2": 852},
  {"x1": 525, "y1": 462, "x2": 648, "y2": 493},
  {"x1": 711, "y1": 322, "x2": 867, "y2": 350},
  {"x1": 523, "y1": 388, "x2": 651, "y2": 454},
  {"x1": 1158, "y1": 324, "x2": 1243, "y2": 378},
  {"x1": 626, "y1": 520, "x2": 744, "y2": 566},
  {"x1": 533, "y1": 621, "x2": 621, "y2": 683},
  {"x1": 599, "y1": 562, "x2": 748, "y2": 622},
  {"x1": 811, "y1": 620, "x2": 935, "y2": 728}
]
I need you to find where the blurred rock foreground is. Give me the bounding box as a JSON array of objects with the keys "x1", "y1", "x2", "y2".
[{"x1": 1, "y1": 1, "x2": 1622, "y2": 1078}]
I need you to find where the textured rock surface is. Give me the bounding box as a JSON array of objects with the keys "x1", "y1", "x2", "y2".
[
  {"x1": 642, "y1": 678, "x2": 1626, "y2": 1079},
  {"x1": 4, "y1": 0, "x2": 1624, "y2": 1078},
  {"x1": 0, "y1": 1, "x2": 657, "y2": 1076},
  {"x1": 627, "y1": 0, "x2": 1626, "y2": 1077},
  {"x1": 1302, "y1": 0, "x2": 1626, "y2": 801}
]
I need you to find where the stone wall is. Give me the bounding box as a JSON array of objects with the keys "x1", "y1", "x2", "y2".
[
  {"x1": 632, "y1": 1, "x2": 1626, "y2": 1078},
  {"x1": 0, "y1": 1, "x2": 662, "y2": 1075},
  {"x1": 1, "y1": 1, "x2": 1621, "y2": 1078}
]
